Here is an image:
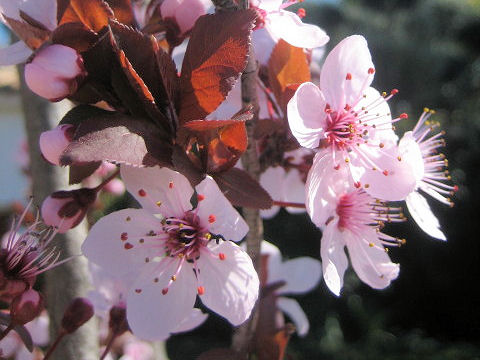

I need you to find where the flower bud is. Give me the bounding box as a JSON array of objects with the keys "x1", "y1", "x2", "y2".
[
  {"x1": 160, "y1": 0, "x2": 211, "y2": 36},
  {"x1": 10, "y1": 289, "x2": 44, "y2": 325},
  {"x1": 39, "y1": 124, "x2": 75, "y2": 165},
  {"x1": 25, "y1": 44, "x2": 87, "y2": 102},
  {"x1": 61, "y1": 297, "x2": 94, "y2": 334},
  {"x1": 41, "y1": 188, "x2": 97, "y2": 233}
]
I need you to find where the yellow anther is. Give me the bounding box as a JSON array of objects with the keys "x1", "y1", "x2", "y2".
[
  {"x1": 205, "y1": 232, "x2": 212, "y2": 240},
  {"x1": 156, "y1": 201, "x2": 162, "y2": 207},
  {"x1": 345, "y1": 158, "x2": 350, "y2": 163},
  {"x1": 171, "y1": 275, "x2": 177, "y2": 281},
  {"x1": 178, "y1": 223, "x2": 183, "y2": 228},
  {"x1": 369, "y1": 243, "x2": 374, "y2": 247},
  {"x1": 382, "y1": 91, "x2": 387, "y2": 97},
  {"x1": 397, "y1": 156, "x2": 402, "y2": 161},
  {"x1": 424, "y1": 107, "x2": 430, "y2": 113}
]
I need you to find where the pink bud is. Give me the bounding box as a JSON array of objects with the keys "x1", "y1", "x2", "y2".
[
  {"x1": 103, "y1": 178, "x2": 125, "y2": 195},
  {"x1": 24, "y1": 44, "x2": 87, "y2": 102},
  {"x1": 41, "y1": 188, "x2": 97, "y2": 233},
  {"x1": 10, "y1": 289, "x2": 44, "y2": 325},
  {"x1": 61, "y1": 297, "x2": 94, "y2": 334},
  {"x1": 160, "y1": 0, "x2": 211, "y2": 35},
  {"x1": 39, "y1": 124, "x2": 75, "y2": 165}
]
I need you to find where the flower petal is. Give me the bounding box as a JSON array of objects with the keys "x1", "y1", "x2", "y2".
[
  {"x1": 266, "y1": 11, "x2": 329, "y2": 49},
  {"x1": 399, "y1": 131, "x2": 425, "y2": 182},
  {"x1": 276, "y1": 297, "x2": 309, "y2": 337},
  {"x1": 195, "y1": 176, "x2": 248, "y2": 242},
  {"x1": 275, "y1": 257, "x2": 322, "y2": 295},
  {"x1": 259, "y1": 240, "x2": 282, "y2": 280},
  {"x1": 252, "y1": 28, "x2": 276, "y2": 65},
  {"x1": 172, "y1": 308, "x2": 208, "y2": 333},
  {"x1": 82, "y1": 209, "x2": 161, "y2": 278},
  {"x1": 321, "y1": 221, "x2": 348, "y2": 296},
  {"x1": 287, "y1": 82, "x2": 327, "y2": 148},
  {"x1": 406, "y1": 191, "x2": 446, "y2": 241},
  {"x1": 345, "y1": 228, "x2": 400, "y2": 290},
  {"x1": 320, "y1": 35, "x2": 374, "y2": 112},
  {"x1": 126, "y1": 261, "x2": 197, "y2": 340},
  {"x1": 20, "y1": 0, "x2": 57, "y2": 30},
  {"x1": 121, "y1": 165, "x2": 193, "y2": 218},
  {"x1": 197, "y1": 241, "x2": 259, "y2": 326},
  {"x1": 260, "y1": 166, "x2": 285, "y2": 219},
  {"x1": 0, "y1": 41, "x2": 32, "y2": 66},
  {"x1": 283, "y1": 169, "x2": 306, "y2": 214}
]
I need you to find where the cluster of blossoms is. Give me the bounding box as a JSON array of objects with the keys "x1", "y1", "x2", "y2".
[{"x1": 0, "y1": 0, "x2": 456, "y2": 358}]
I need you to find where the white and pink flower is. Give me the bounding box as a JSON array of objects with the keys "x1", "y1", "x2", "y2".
[
  {"x1": 82, "y1": 166, "x2": 259, "y2": 340},
  {"x1": 307, "y1": 154, "x2": 403, "y2": 295},
  {"x1": 287, "y1": 35, "x2": 417, "y2": 201}
]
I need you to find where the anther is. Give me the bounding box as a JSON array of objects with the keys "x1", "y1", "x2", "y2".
[
  {"x1": 368, "y1": 67, "x2": 375, "y2": 74},
  {"x1": 379, "y1": 143, "x2": 384, "y2": 148},
  {"x1": 382, "y1": 170, "x2": 389, "y2": 176},
  {"x1": 369, "y1": 243, "x2": 374, "y2": 247},
  {"x1": 354, "y1": 182, "x2": 361, "y2": 188},
  {"x1": 124, "y1": 242, "x2": 133, "y2": 250},
  {"x1": 208, "y1": 215, "x2": 216, "y2": 223},
  {"x1": 346, "y1": 73, "x2": 352, "y2": 80},
  {"x1": 121, "y1": 232, "x2": 128, "y2": 241},
  {"x1": 297, "y1": 7, "x2": 306, "y2": 18},
  {"x1": 156, "y1": 201, "x2": 162, "y2": 207},
  {"x1": 219, "y1": 253, "x2": 226, "y2": 260},
  {"x1": 169, "y1": 181, "x2": 174, "y2": 189},
  {"x1": 135, "y1": 289, "x2": 142, "y2": 293},
  {"x1": 197, "y1": 194, "x2": 205, "y2": 201},
  {"x1": 197, "y1": 286, "x2": 205, "y2": 295},
  {"x1": 162, "y1": 288, "x2": 169, "y2": 295},
  {"x1": 126, "y1": 216, "x2": 131, "y2": 221},
  {"x1": 391, "y1": 89, "x2": 399, "y2": 95},
  {"x1": 399, "y1": 113, "x2": 408, "y2": 119},
  {"x1": 171, "y1": 275, "x2": 177, "y2": 281},
  {"x1": 138, "y1": 189, "x2": 146, "y2": 197}
]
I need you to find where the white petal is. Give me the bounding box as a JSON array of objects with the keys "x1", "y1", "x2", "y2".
[
  {"x1": 82, "y1": 209, "x2": 161, "y2": 277},
  {"x1": 275, "y1": 257, "x2": 322, "y2": 295},
  {"x1": 172, "y1": 308, "x2": 208, "y2": 333},
  {"x1": 0, "y1": 41, "x2": 32, "y2": 66},
  {"x1": 0, "y1": 0, "x2": 22, "y2": 22},
  {"x1": 197, "y1": 241, "x2": 259, "y2": 326},
  {"x1": 256, "y1": 0, "x2": 283, "y2": 12},
  {"x1": 406, "y1": 191, "x2": 446, "y2": 241},
  {"x1": 345, "y1": 228, "x2": 400, "y2": 290},
  {"x1": 20, "y1": 0, "x2": 57, "y2": 30},
  {"x1": 126, "y1": 262, "x2": 197, "y2": 340},
  {"x1": 320, "y1": 35, "x2": 374, "y2": 112},
  {"x1": 283, "y1": 169, "x2": 306, "y2": 214},
  {"x1": 321, "y1": 221, "x2": 348, "y2": 296},
  {"x1": 266, "y1": 11, "x2": 329, "y2": 49},
  {"x1": 252, "y1": 28, "x2": 276, "y2": 65},
  {"x1": 287, "y1": 82, "x2": 327, "y2": 148},
  {"x1": 276, "y1": 297, "x2": 309, "y2": 337},
  {"x1": 260, "y1": 166, "x2": 285, "y2": 219},
  {"x1": 258, "y1": 240, "x2": 283, "y2": 281},
  {"x1": 399, "y1": 131, "x2": 425, "y2": 182},
  {"x1": 195, "y1": 176, "x2": 248, "y2": 242},
  {"x1": 121, "y1": 165, "x2": 193, "y2": 218}
]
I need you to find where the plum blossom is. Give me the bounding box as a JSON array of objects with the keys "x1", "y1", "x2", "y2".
[
  {"x1": 259, "y1": 241, "x2": 321, "y2": 336},
  {"x1": 160, "y1": 0, "x2": 212, "y2": 36},
  {"x1": 251, "y1": 0, "x2": 329, "y2": 64},
  {"x1": 288, "y1": 35, "x2": 417, "y2": 201},
  {"x1": 39, "y1": 124, "x2": 75, "y2": 166},
  {"x1": 400, "y1": 109, "x2": 457, "y2": 241},
  {"x1": 82, "y1": 166, "x2": 258, "y2": 340},
  {"x1": 307, "y1": 154, "x2": 403, "y2": 295}
]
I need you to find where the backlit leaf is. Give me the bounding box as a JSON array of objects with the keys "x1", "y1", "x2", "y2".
[{"x1": 59, "y1": 0, "x2": 114, "y2": 32}]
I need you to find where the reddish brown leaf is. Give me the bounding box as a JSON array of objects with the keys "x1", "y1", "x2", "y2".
[
  {"x1": 4, "y1": 16, "x2": 49, "y2": 49},
  {"x1": 69, "y1": 162, "x2": 102, "y2": 184},
  {"x1": 178, "y1": 119, "x2": 247, "y2": 174},
  {"x1": 59, "y1": 0, "x2": 114, "y2": 32},
  {"x1": 178, "y1": 9, "x2": 257, "y2": 124},
  {"x1": 59, "y1": 107, "x2": 172, "y2": 167},
  {"x1": 51, "y1": 22, "x2": 98, "y2": 52},
  {"x1": 171, "y1": 145, "x2": 205, "y2": 187},
  {"x1": 268, "y1": 39, "x2": 310, "y2": 112},
  {"x1": 213, "y1": 168, "x2": 272, "y2": 209},
  {"x1": 105, "y1": 0, "x2": 136, "y2": 26}
]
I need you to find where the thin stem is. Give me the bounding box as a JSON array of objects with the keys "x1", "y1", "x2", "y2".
[
  {"x1": 272, "y1": 200, "x2": 306, "y2": 209},
  {"x1": 99, "y1": 331, "x2": 118, "y2": 360},
  {"x1": 43, "y1": 330, "x2": 66, "y2": 360},
  {"x1": 0, "y1": 323, "x2": 14, "y2": 341},
  {"x1": 94, "y1": 169, "x2": 121, "y2": 192}
]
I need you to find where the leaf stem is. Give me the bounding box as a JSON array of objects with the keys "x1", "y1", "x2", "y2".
[
  {"x1": 272, "y1": 200, "x2": 306, "y2": 208},
  {"x1": 43, "y1": 330, "x2": 66, "y2": 360}
]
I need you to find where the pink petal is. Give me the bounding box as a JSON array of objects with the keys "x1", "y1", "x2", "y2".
[
  {"x1": 276, "y1": 297, "x2": 309, "y2": 336},
  {"x1": 320, "y1": 35, "x2": 374, "y2": 112},
  {"x1": 175, "y1": 0, "x2": 211, "y2": 34},
  {"x1": 0, "y1": 0, "x2": 22, "y2": 22},
  {"x1": 259, "y1": 240, "x2": 283, "y2": 279},
  {"x1": 266, "y1": 11, "x2": 329, "y2": 49},
  {"x1": 126, "y1": 262, "x2": 197, "y2": 340},
  {"x1": 252, "y1": 28, "x2": 276, "y2": 65},
  {"x1": 0, "y1": 41, "x2": 32, "y2": 66},
  {"x1": 20, "y1": 0, "x2": 57, "y2": 31},
  {"x1": 287, "y1": 82, "x2": 327, "y2": 148},
  {"x1": 283, "y1": 169, "x2": 306, "y2": 214},
  {"x1": 406, "y1": 191, "x2": 446, "y2": 241},
  {"x1": 120, "y1": 165, "x2": 193, "y2": 218},
  {"x1": 399, "y1": 131, "x2": 425, "y2": 182},
  {"x1": 197, "y1": 241, "x2": 259, "y2": 326},
  {"x1": 172, "y1": 308, "x2": 208, "y2": 333},
  {"x1": 275, "y1": 257, "x2": 322, "y2": 295},
  {"x1": 320, "y1": 221, "x2": 348, "y2": 296},
  {"x1": 344, "y1": 228, "x2": 400, "y2": 290},
  {"x1": 195, "y1": 177, "x2": 248, "y2": 242},
  {"x1": 81, "y1": 209, "x2": 161, "y2": 278},
  {"x1": 259, "y1": 167, "x2": 285, "y2": 219}
]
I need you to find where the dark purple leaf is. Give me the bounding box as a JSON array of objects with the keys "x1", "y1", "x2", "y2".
[{"x1": 69, "y1": 162, "x2": 102, "y2": 184}]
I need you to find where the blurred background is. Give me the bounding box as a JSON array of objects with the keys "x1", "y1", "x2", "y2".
[{"x1": 1, "y1": 0, "x2": 479, "y2": 359}]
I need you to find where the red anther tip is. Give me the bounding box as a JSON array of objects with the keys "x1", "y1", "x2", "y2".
[
  {"x1": 344, "y1": 104, "x2": 351, "y2": 111},
  {"x1": 169, "y1": 182, "x2": 174, "y2": 189},
  {"x1": 197, "y1": 194, "x2": 205, "y2": 201},
  {"x1": 219, "y1": 253, "x2": 226, "y2": 260},
  {"x1": 354, "y1": 182, "x2": 361, "y2": 188},
  {"x1": 334, "y1": 164, "x2": 340, "y2": 170},
  {"x1": 124, "y1": 242, "x2": 133, "y2": 250},
  {"x1": 399, "y1": 113, "x2": 408, "y2": 119},
  {"x1": 382, "y1": 170, "x2": 389, "y2": 176},
  {"x1": 197, "y1": 286, "x2": 205, "y2": 295},
  {"x1": 208, "y1": 214, "x2": 216, "y2": 223},
  {"x1": 135, "y1": 289, "x2": 142, "y2": 293},
  {"x1": 391, "y1": 89, "x2": 399, "y2": 95},
  {"x1": 368, "y1": 67, "x2": 375, "y2": 74},
  {"x1": 297, "y1": 8, "x2": 306, "y2": 17},
  {"x1": 138, "y1": 189, "x2": 146, "y2": 197},
  {"x1": 346, "y1": 73, "x2": 352, "y2": 80},
  {"x1": 162, "y1": 288, "x2": 168, "y2": 295},
  {"x1": 454, "y1": 185, "x2": 459, "y2": 192},
  {"x1": 121, "y1": 232, "x2": 128, "y2": 241}
]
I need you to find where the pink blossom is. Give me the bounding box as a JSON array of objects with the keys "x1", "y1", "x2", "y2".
[
  {"x1": 39, "y1": 124, "x2": 75, "y2": 166},
  {"x1": 259, "y1": 241, "x2": 321, "y2": 336},
  {"x1": 288, "y1": 35, "x2": 416, "y2": 201},
  {"x1": 400, "y1": 109, "x2": 457, "y2": 241},
  {"x1": 160, "y1": 0, "x2": 212, "y2": 35},
  {"x1": 25, "y1": 44, "x2": 87, "y2": 102},
  {"x1": 82, "y1": 166, "x2": 258, "y2": 340},
  {"x1": 306, "y1": 154, "x2": 402, "y2": 295},
  {"x1": 251, "y1": 0, "x2": 329, "y2": 64}
]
